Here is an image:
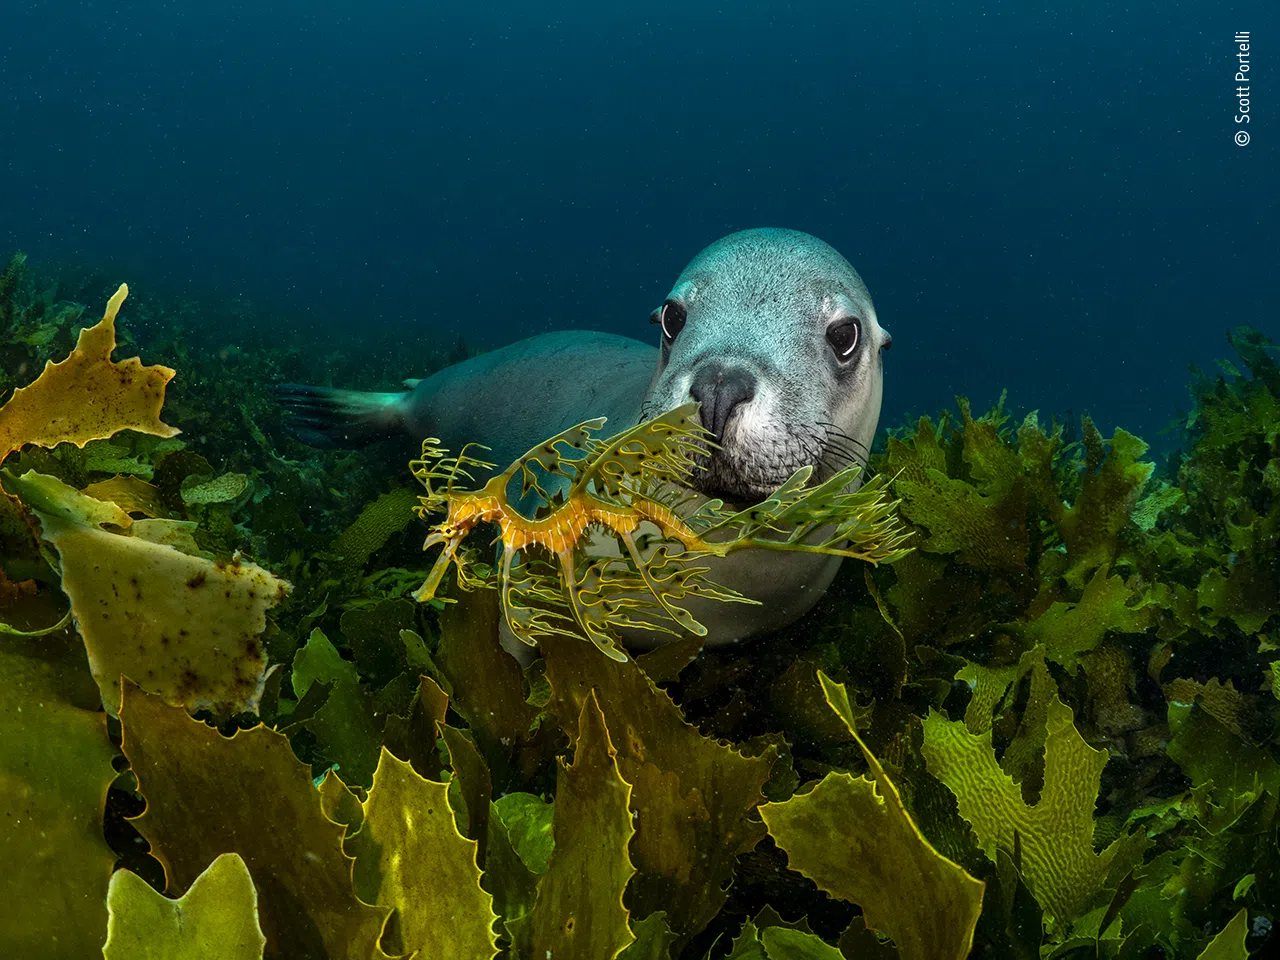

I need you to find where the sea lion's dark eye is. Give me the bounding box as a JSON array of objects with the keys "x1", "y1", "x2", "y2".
[
  {"x1": 827, "y1": 317, "x2": 861, "y2": 361},
  {"x1": 659, "y1": 301, "x2": 687, "y2": 341}
]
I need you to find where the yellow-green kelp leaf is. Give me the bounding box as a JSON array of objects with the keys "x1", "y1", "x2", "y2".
[
  {"x1": 1055, "y1": 423, "x2": 1154, "y2": 588},
  {"x1": 0, "y1": 282, "x2": 178, "y2": 464},
  {"x1": 1196, "y1": 908, "x2": 1250, "y2": 959},
  {"x1": 327, "y1": 485, "x2": 419, "y2": 574},
  {"x1": 618, "y1": 911, "x2": 677, "y2": 959},
  {"x1": 350, "y1": 748, "x2": 498, "y2": 959},
  {"x1": 119, "y1": 685, "x2": 390, "y2": 960},
  {"x1": 921, "y1": 692, "x2": 1148, "y2": 929},
  {"x1": 761, "y1": 673, "x2": 984, "y2": 960},
  {"x1": 527, "y1": 691, "x2": 636, "y2": 960},
  {"x1": 103, "y1": 853, "x2": 266, "y2": 960},
  {"x1": 1014, "y1": 567, "x2": 1154, "y2": 669},
  {"x1": 5, "y1": 469, "x2": 288, "y2": 717},
  {"x1": 884, "y1": 401, "x2": 1029, "y2": 578},
  {"x1": 291, "y1": 628, "x2": 382, "y2": 787},
  {"x1": 722, "y1": 916, "x2": 847, "y2": 959},
  {"x1": 0, "y1": 638, "x2": 116, "y2": 958},
  {"x1": 493, "y1": 792, "x2": 556, "y2": 875},
  {"x1": 1166, "y1": 701, "x2": 1280, "y2": 831},
  {"x1": 541, "y1": 633, "x2": 775, "y2": 941},
  {"x1": 436, "y1": 588, "x2": 540, "y2": 780}
]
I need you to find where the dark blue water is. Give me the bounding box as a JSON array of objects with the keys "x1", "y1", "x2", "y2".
[{"x1": 2, "y1": 1, "x2": 1275, "y2": 445}]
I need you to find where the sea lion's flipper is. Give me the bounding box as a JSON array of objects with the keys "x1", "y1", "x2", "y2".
[{"x1": 273, "y1": 383, "x2": 408, "y2": 447}]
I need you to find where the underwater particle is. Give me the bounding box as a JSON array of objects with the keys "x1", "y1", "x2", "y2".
[
  {"x1": 103, "y1": 853, "x2": 267, "y2": 960},
  {"x1": 760, "y1": 673, "x2": 984, "y2": 960},
  {"x1": 5, "y1": 469, "x2": 289, "y2": 717},
  {"x1": 0, "y1": 283, "x2": 178, "y2": 466},
  {"x1": 348, "y1": 748, "x2": 498, "y2": 959}
]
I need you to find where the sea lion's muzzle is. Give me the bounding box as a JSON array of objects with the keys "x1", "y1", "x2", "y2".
[{"x1": 689, "y1": 363, "x2": 758, "y2": 444}]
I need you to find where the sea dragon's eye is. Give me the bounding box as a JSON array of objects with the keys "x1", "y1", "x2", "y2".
[
  {"x1": 826, "y1": 317, "x2": 861, "y2": 361},
  {"x1": 659, "y1": 301, "x2": 687, "y2": 341}
]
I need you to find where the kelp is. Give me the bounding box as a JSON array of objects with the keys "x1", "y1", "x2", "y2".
[
  {"x1": 103, "y1": 853, "x2": 267, "y2": 960},
  {"x1": 1, "y1": 259, "x2": 1278, "y2": 958},
  {"x1": 761, "y1": 673, "x2": 984, "y2": 960},
  {"x1": 409, "y1": 402, "x2": 912, "y2": 660}
]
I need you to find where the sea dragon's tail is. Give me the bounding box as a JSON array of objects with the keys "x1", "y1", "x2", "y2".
[{"x1": 273, "y1": 384, "x2": 409, "y2": 447}]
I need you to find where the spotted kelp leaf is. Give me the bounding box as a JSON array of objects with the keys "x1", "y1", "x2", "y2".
[
  {"x1": 1195, "y1": 908, "x2": 1250, "y2": 959},
  {"x1": 761, "y1": 673, "x2": 984, "y2": 960},
  {"x1": 180, "y1": 471, "x2": 249, "y2": 506},
  {"x1": 103, "y1": 853, "x2": 266, "y2": 960},
  {"x1": 0, "y1": 638, "x2": 116, "y2": 958},
  {"x1": 348, "y1": 749, "x2": 498, "y2": 960},
  {"x1": 541, "y1": 633, "x2": 774, "y2": 940},
  {"x1": 0, "y1": 283, "x2": 178, "y2": 464},
  {"x1": 291, "y1": 628, "x2": 382, "y2": 787},
  {"x1": 5, "y1": 470, "x2": 288, "y2": 716},
  {"x1": 119, "y1": 685, "x2": 390, "y2": 960},
  {"x1": 412, "y1": 402, "x2": 910, "y2": 659},
  {"x1": 921, "y1": 691, "x2": 1148, "y2": 929},
  {"x1": 1013, "y1": 567, "x2": 1156, "y2": 669},
  {"x1": 526, "y1": 691, "x2": 636, "y2": 959}
]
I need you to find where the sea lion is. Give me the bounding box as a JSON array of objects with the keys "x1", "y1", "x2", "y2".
[{"x1": 278, "y1": 227, "x2": 891, "y2": 650}]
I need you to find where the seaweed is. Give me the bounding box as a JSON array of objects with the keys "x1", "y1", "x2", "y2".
[{"x1": 0, "y1": 256, "x2": 1277, "y2": 958}]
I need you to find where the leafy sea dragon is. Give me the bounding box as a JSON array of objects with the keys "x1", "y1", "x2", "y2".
[{"x1": 410, "y1": 402, "x2": 911, "y2": 661}]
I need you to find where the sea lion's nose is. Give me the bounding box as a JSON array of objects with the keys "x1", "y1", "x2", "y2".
[{"x1": 689, "y1": 364, "x2": 757, "y2": 443}]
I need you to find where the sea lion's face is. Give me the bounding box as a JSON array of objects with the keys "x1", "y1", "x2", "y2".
[{"x1": 643, "y1": 228, "x2": 891, "y2": 503}]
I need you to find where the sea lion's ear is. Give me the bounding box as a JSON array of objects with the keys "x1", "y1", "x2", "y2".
[{"x1": 648, "y1": 307, "x2": 662, "y2": 325}]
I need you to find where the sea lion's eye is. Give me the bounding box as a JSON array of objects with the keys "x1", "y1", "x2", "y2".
[
  {"x1": 659, "y1": 301, "x2": 687, "y2": 341},
  {"x1": 826, "y1": 317, "x2": 861, "y2": 361}
]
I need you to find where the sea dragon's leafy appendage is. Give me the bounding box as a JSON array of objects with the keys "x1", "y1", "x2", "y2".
[{"x1": 410, "y1": 403, "x2": 912, "y2": 660}]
